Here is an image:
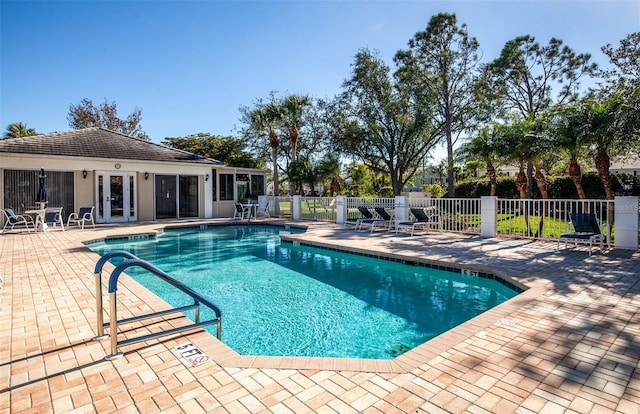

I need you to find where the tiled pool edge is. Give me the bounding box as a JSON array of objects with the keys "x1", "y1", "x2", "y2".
[{"x1": 82, "y1": 221, "x2": 534, "y2": 374}]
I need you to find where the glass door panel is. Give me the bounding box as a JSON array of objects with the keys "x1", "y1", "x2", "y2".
[
  {"x1": 96, "y1": 172, "x2": 137, "y2": 223},
  {"x1": 110, "y1": 176, "x2": 124, "y2": 218},
  {"x1": 179, "y1": 175, "x2": 198, "y2": 218},
  {"x1": 155, "y1": 175, "x2": 177, "y2": 219}
]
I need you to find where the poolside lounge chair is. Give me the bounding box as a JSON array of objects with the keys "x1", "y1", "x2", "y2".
[
  {"x1": 356, "y1": 207, "x2": 390, "y2": 231},
  {"x1": 233, "y1": 203, "x2": 250, "y2": 220},
  {"x1": 66, "y1": 206, "x2": 95, "y2": 229},
  {"x1": 358, "y1": 207, "x2": 394, "y2": 232},
  {"x1": 395, "y1": 208, "x2": 434, "y2": 236},
  {"x1": 344, "y1": 206, "x2": 374, "y2": 227},
  {"x1": 556, "y1": 213, "x2": 604, "y2": 256},
  {"x1": 43, "y1": 207, "x2": 65, "y2": 231},
  {"x1": 2, "y1": 208, "x2": 34, "y2": 232}
]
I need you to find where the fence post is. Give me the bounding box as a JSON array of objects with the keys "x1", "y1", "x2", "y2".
[
  {"x1": 336, "y1": 196, "x2": 346, "y2": 224},
  {"x1": 614, "y1": 196, "x2": 639, "y2": 250},
  {"x1": 395, "y1": 196, "x2": 408, "y2": 222},
  {"x1": 292, "y1": 195, "x2": 301, "y2": 220},
  {"x1": 481, "y1": 196, "x2": 498, "y2": 238}
]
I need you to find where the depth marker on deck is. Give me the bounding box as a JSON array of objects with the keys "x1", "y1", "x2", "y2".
[{"x1": 174, "y1": 342, "x2": 210, "y2": 367}]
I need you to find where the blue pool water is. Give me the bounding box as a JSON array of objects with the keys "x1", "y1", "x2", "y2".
[{"x1": 89, "y1": 225, "x2": 519, "y2": 360}]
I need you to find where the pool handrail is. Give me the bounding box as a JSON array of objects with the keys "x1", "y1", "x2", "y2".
[
  {"x1": 93, "y1": 251, "x2": 222, "y2": 360},
  {"x1": 93, "y1": 250, "x2": 139, "y2": 339}
]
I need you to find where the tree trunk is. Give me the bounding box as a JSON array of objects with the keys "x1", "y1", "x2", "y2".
[
  {"x1": 290, "y1": 124, "x2": 299, "y2": 162},
  {"x1": 446, "y1": 141, "x2": 455, "y2": 197},
  {"x1": 391, "y1": 165, "x2": 403, "y2": 196},
  {"x1": 534, "y1": 168, "x2": 548, "y2": 199},
  {"x1": 516, "y1": 170, "x2": 532, "y2": 236},
  {"x1": 525, "y1": 161, "x2": 534, "y2": 199},
  {"x1": 534, "y1": 167, "x2": 548, "y2": 238},
  {"x1": 516, "y1": 170, "x2": 528, "y2": 199},
  {"x1": 486, "y1": 161, "x2": 497, "y2": 196},
  {"x1": 568, "y1": 160, "x2": 586, "y2": 200},
  {"x1": 595, "y1": 151, "x2": 613, "y2": 200},
  {"x1": 595, "y1": 150, "x2": 614, "y2": 243},
  {"x1": 271, "y1": 147, "x2": 279, "y2": 196},
  {"x1": 269, "y1": 129, "x2": 280, "y2": 196}
]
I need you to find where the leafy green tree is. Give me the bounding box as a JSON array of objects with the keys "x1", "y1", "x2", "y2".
[
  {"x1": 68, "y1": 98, "x2": 148, "y2": 139},
  {"x1": 162, "y1": 133, "x2": 261, "y2": 168},
  {"x1": 3, "y1": 122, "x2": 37, "y2": 138},
  {"x1": 485, "y1": 35, "x2": 597, "y2": 198},
  {"x1": 600, "y1": 32, "x2": 640, "y2": 89},
  {"x1": 424, "y1": 183, "x2": 446, "y2": 198},
  {"x1": 345, "y1": 162, "x2": 370, "y2": 196},
  {"x1": 316, "y1": 152, "x2": 343, "y2": 196},
  {"x1": 335, "y1": 48, "x2": 440, "y2": 195},
  {"x1": 285, "y1": 156, "x2": 313, "y2": 195},
  {"x1": 395, "y1": 13, "x2": 482, "y2": 197}
]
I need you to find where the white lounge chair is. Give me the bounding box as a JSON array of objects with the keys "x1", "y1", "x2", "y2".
[
  {"x1": 395, "y1": 208, "x2": 435, "y2": 236},
  {"x1": 358, "y1": 207, "x2": 393, "y2": 232},
  {"x1": 67, "y1": 206, "x2": 95, "y2": 229}
]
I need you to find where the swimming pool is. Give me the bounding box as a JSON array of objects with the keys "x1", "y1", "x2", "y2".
[{"x1": 89, "y1": 225, "x2": 519, "y2": 360}]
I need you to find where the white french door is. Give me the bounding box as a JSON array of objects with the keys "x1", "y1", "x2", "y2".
[{"x1": 96, "y1": 172, "x2": 137, "y2": 223}]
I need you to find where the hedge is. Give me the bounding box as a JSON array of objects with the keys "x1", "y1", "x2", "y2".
[{"x1": 453, "y1": 172, "x2": 639, "y2": 199}]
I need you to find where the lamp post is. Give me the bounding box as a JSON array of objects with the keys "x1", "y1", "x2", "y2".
[{"x1": 623, "y1": 179, "x2": 633, "y2": 196}]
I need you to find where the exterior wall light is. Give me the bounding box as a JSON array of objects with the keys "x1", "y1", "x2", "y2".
[
  {"x1": 144, "y1": 172, "x2": 149, "y2": 180},
  {"x1": 205, "y1": 174, "x2": 210, "y2": 181},
  {"x1": 83, "y1": 169, "x2": 88, "y2": 179},
  {"x1": 623, "y1": 179, "x2": 633, "y2": 196}
]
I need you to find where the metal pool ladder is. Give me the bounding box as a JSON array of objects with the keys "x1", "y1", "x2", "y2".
[{"x1": 93, "y1": 250, "x2": 222, "y2": 360}]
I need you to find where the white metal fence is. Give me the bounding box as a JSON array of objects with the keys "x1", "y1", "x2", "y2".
[
  {"x1": 345, "y1": 197, "x2": 396, "y2": 220},
  {"x1": 301, "y1": 197, "x2": 338, "y2": 221},
  {"x1": 257, "y1": 195, "x2": 638, "y2": 246},
  {"x1": 408, "y1": 197, "x2": 481, "y2": 234},
  {"x1": 263, "y1": 196, "x2": 293, "y2": 218},
  {"x1": 496, "y1": 198, "x2": 613, "y2": 242}
]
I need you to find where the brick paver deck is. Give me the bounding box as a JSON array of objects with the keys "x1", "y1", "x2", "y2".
[{"x1": 1, "y1": 220, "x2": 639, "y2": 413}]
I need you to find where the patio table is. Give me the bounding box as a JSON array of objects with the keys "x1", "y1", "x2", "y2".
[
  {"x1": 242, "y1": 203, "x2": 258, "y2": 219},
  {"x1": 24, "y1": 208, "x2": 47, "y2": 231}
]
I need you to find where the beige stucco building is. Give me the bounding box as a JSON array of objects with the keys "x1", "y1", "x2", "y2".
[{"x1": 0, "y1": 128, "x2": 267, "y2": 223}]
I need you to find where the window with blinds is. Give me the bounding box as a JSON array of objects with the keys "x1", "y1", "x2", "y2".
[{"x1": 3, "y1": 169, "x2": 74, "y2": 219}]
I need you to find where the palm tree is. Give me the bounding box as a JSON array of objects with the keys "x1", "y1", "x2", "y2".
[
  {"x1": 250, "y1": 103, "x2": 283, "y2": 196},
  {"x1": 583, "y1": 94, "x2": 629, "y2": 201},
  {"x1": 4, "y1": 122, "x2": 36, "y2": 138},
  {"x1": 317, "y1": 153, "x2": 343, "y2": 196},
  {"x1": 496, "y1": 118, "x2": 543, "y2": 236},
  {"x1": 285, "y1": 156, "x2": 312, "y2": 195},
  {"x1": 281, "y1": 94, "x2": 310, "y2": 162},
  {"x1": 456, "y1": 126, "x2": 500, "y2": 196},
  {"x1": 546, "y1": 105, "x2": 589, "y2": 200}
]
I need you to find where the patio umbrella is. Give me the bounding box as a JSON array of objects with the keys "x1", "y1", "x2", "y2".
[
  {"x1": 245, "y1": 185, "x2": 252, "y2": 202},
  {"x1": 36, "y1": 167, "x2": 47, "y2": 206}
]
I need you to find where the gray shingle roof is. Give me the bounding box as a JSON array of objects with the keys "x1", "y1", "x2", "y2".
[{"x1": 0, "y1": 127, "x2": 222, "y2": 165}]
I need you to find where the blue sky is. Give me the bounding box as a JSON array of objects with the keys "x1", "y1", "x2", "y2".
[{"x1": 1, "y1": 0, "x2": 638, "y2": 161}]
